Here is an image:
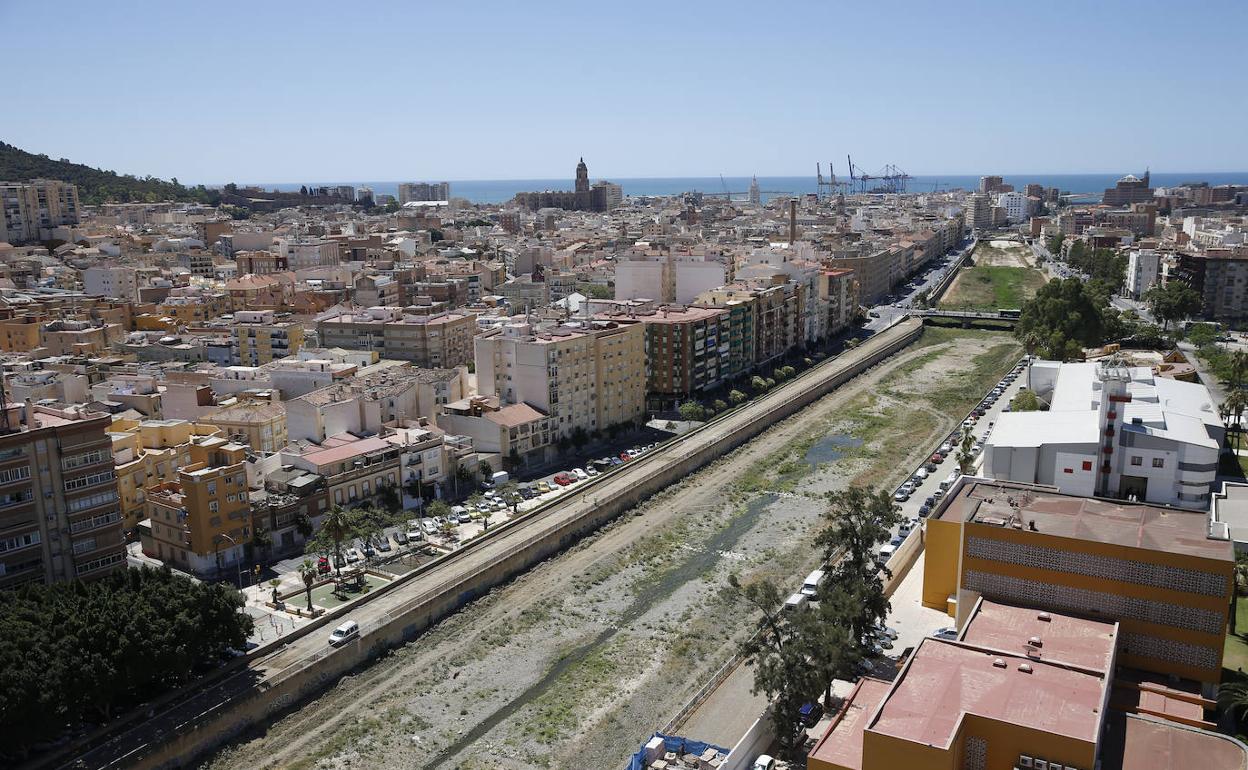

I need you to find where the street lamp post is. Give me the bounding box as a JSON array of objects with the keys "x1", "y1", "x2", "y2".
[{"x1": 214, "y1": 533, "x2": 241, "y2": 588}]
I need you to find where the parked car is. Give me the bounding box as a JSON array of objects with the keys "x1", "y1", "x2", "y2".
[
  {"x1": 421, "y1": 519, "x2": 438, "y2": 535},
  {"x1": 537, "y1": 481, "x2": 553, "y2": 493},
  {"x1": 929, "y1": 452, "x2": 943, "y2": 464},
  {"x1": 553, "y1": 472, "x2": 574, "y2": 486},
  {"x1": 798, "y1": 701, "x2": 824, "y2": 727},
  {"x1": 375, "y1": 536, "x2": 392, "y2": 552},
  {"x1": 893, "y1": 489, "x2": 909, "y2": 502},
  {"x1": 345, "y1": 548, "x2": 363, "y2": 563},
  {"x1": 585, "y1": 466, "x2": 599, "y2": 477},
  {"x1": 924, "y1": 462, "x2": 938, "y2": 473},
  {"x1": 360, "y1": 542, "x2": 376, "y2": 559},
  {"x1": 753, "y1": 755, "x2": 777, "y2": 770},
  {"x1": 918, "y1": 503, "x2": 932, "y2": 517},
  {"x1": 317, "y1": 556, "x2": 331, "y2": 574},
  {"x1": 572, "y1": 468, "x2": 589, "y2": 481},
  {"x1": 899, "y1": 520, "x2": 913, "y2": 536},
  {"x1": 939, "y1": 442, "x2": 952, "y2": 455},
  {"x1": 328, "y1": 620, "x2": 359, "y2": 646},
  {"x1": 914, "y1": 468, "x2": 928, "y2": 480},
  {"x1": 393, "y1": 530, "x2": 409, "y2": 545},
  {"x1": 932, "y1": 627, "x2": 958, "y2": 640},
  {"x1": 456, "y1": 509, "x2": 473, "y2": 524}
]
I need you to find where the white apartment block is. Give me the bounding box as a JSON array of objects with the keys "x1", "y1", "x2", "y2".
[
  {"x1": 1123, "y1": 248, "x2": 1161, "y2": 300},
  {"x1": 83, "y1": 266, "x2": 139, "y2": 301},
  {"x1": 273, "y1": 236, "x2": 341, "y2": 270},
  {"x1": 996, "y1": 191, "x2": 1029, "y2": 224}
]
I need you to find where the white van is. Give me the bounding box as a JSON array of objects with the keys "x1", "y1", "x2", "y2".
[
  {"x1": 877, "y1": 544, "x2": 898, "y2": 566},
  {"x1": 801, "y1": 569, "x2": 826, "y2": 597},
  {"x1": 783, "y1": 592, "x2": 808, "y2": 612},
  {"x1": 328, "y1": 620, "x2": 359, "y2": 646}
]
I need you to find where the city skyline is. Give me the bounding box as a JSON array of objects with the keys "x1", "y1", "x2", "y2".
[{"x1": 4, "y1": 0, "x2": 1247, "y2": 182}]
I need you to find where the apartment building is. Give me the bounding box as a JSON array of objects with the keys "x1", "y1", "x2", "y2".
[
  {"x1": 109, "y1": 418, "x2": 204, "y2": 531},
  {"x1": 924, "y1": 477, "x2": 1232, "y2": 686},
  {"x1": 38, "y1": 319, "x2": 124, "y2": 357},
  {"x1": 697, "y1": 280, "x2": 803, "y2": 367},
  {"x1": 440, "y1": 397, "x2": 552, "y2": 466},
  {"x1": 286, "y1": 365, "x2": 421, "y2": 442},
  {"x1": 142, "y1": 436, "x2": 251, "y2": 578},
  {"x1": 249, "y1": 467, "x2": 328, "y2": 556},
  {"x1": 0, "y1": 180, "x2": 79, "y2": 243},
  {"x1": 316, "y1": 307, "x2": 476, "y2": 368},
  {"x1": 0, "y1": 316, "x2": 43, "y2": 352},
  {"x1": 273, "y1": 236, "x2": 341, "y2": 269},
  {"x1": 614, "y1": 251, "x2": 728, "y2": 304},
  {"x1": 197, "y1": 401, "x2": 287, "y2": 452},
  {"x1": 1173, "y1": 248, "x2": 1248, "y2": 320},
  {"x1": 1123, "y1": 248, "x2": 1161, "y2": 299},
  {"x1": 235, "y1": 250, "x2": 288, "y2": 275},
  {"x1": 824, "y1": 246, "x2": 902, "y2": 306},
  {"x1": 604, "y1": 305, "x2": 734, "y2": 409},
  {"x1": 397, "y1": 181, "x2": 450, "y2": 203},
  {"x1": 985, "y1": 360, "x2": 1222, "y2": 509},
  {"x1": 965, "y1": 192, "x2": 993, "y2": 231},
  {"x1": 474, "y1": 319, "x2": 646, "y2": 441},
  {"x1": 0, "y1": 402, "x2": 124, "y2": 588},
  {"x1": 280, "y1": 433, "x2": 402, "y2": 509},
  {"x1": 83, "y1": 266, "x2": 139, "y2": 301},
  {"x1": 230, "y1": 309, "x2": 303, "y2": 366}
]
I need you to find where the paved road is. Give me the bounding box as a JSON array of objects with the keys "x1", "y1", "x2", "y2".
[
  {"x1": 60, "y1": 319, "x2": 924, "y2": 770},
  {"x1": 865, "y1": 238, "x2": 976, "y2": 332}
]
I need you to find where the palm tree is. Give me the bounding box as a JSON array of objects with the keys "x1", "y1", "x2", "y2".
[
  {"x1": 320, "y1": 506, "x2": 355, "y2": 576},
  {"x1": 1227, "y1": 388, "x2": 1248, "y2": 454},
  {"x1": 298, "y1": 559, "x2": 317, "y2": 612},
  {"x1": 956, "y1": 431, "x2": 977, "y2": 475}
]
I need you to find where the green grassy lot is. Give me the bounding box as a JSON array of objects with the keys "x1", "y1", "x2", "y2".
[{"x1": 939, "y1": 264, "x2": 1048, "y2": 311}]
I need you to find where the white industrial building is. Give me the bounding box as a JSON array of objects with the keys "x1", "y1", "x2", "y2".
[{"x1": 984, "y1": 360, "x2": 1224, "y2": 510}]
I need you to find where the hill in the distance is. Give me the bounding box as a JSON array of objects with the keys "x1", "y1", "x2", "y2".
[{"x1": 0, "y1": 141, "x2": 219, "y2": 206}]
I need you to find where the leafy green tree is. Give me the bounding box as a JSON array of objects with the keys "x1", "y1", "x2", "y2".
[
  {"x1": 713, "y1": 399, "x2": 728, "y2": 413},
  {"x1": 729, "y1": 575, "x2": 819, "y2": 760},
  {"x1": 0, "y1": 567, "x2": 252, "y2": 754},
  {"x1": 956, "y1": 431, "x2": 977, "y2": 475},
  {"x1": 1144, "y1": 281, "x2": 1203, "y2": 330},
  {"x1": 1187, "y1": 323, "x2": 1218, "y2": 348},
  {"x1": 309, "y1": 505, "x2": 358, "y2": 575},
  {"x1": 1015, "y1": 278, "x2": 1107, "y2": 359},
  {"x1": 375, "y1": 481, "x2": 401, "y2": 513},
  {"x1": 814, "y1": 487, "x2": 901, "y2": 653},
  {"x1": 479, "y1": 459, "x2": 493, "y2": 479},
  {"x1": 750, "y1": 375, "x2": 769, "y2": 393},
  {"x1": 728, "y1": 389, "x2": 747, "y2": 405},
  {"x1": 1046, "y1": 233, "x2": 1064, "y2": 255},
  {"x1": 426, "y1": 500, "x2": 452, "y2": 520},
  {"x1": 678, "y1": 401, "x2": 707, "y2": 421},
  {"x1": 1011, "y1": 390, "x2": 1041, "y2": 412}
]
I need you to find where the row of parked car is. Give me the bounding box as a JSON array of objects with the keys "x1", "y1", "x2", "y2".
[{"x1": 548, "y1": 443, "x2": 660, "y2": 488}]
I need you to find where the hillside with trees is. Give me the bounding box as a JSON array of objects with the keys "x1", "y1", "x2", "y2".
[{"x1": 0, "y1": 142, "x2": 220, "y2": 205}]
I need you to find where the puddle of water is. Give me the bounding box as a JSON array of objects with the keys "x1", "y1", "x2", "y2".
[
  {"x1": 804, "y1": 434, "x2": 864, "y2": 467},
  {"x1": 424, "y1": 493, "x2": 780, "y2": 768}
]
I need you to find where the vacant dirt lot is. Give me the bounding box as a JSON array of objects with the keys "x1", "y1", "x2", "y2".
[{"x1": 201, "y1": 328, "x2": 1021, "y2": 770}]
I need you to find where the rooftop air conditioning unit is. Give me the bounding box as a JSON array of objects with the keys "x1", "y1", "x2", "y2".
[{"x1": 1018, "y1": 758, "x2": 1033, "y2": 769}]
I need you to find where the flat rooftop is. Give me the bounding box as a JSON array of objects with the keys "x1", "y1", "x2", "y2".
[
  {"x1": 1101, "y1": 712, "x2": 1248, "y2": 770},
  {"x1": 937, "y1": 478, "x2": 1233, "y2": 562},
  {"x1": 808, "y1": 677, "x2": 891, "y2": 770},
  {"x1": 868, "y1": 638, "x2": 1106, "y2": 747},
  {"x1": 961, "y1": 599, "x2": 1118, "y2": 672}
]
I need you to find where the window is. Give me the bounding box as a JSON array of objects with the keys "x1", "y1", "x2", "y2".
[
  {"x1": 62, "y1": 449, "x2": 108, "y2": 470},
  {"x1": 64, "y1": 470, "x2": 115, "y2": 491},
  {"x1": 0, "y1": 530, "x2": 40, "y2": 553},
  {"x1": 1130, "y1": 456, "x2": 1143, "y2": 466},
  {"x1": 68, "y1": 490, "x2": 118, "y2": 512},
  {"x1": 1152, "y1": 457, "x2": 1164, "y2": 468},
  {"x1": 0, "y1": 466, "x2": 32, "y2": 484},
  {"x1": 209, "y1": 501, "x2": 219, "y2": 513},
  {"x1": 207, "y1": 481, "x2": 217, "y2": 494}
]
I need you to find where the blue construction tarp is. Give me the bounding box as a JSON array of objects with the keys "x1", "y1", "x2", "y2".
[{"x1": 626, "y1": 732, "x2": 732, "y2": 770}]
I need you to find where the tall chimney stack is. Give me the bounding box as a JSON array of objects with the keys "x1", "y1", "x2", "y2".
[{"x1": 789, "y1": 199, "x2": 797, "y2": 244}]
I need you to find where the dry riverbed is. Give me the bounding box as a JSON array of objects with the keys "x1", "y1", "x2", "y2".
[{"x1": 201, "y1": 327, "x2": 1021, "y2": 770}]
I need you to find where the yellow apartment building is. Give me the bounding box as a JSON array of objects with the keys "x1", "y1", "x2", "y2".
[
  {"x1": 110, "y1": 418, "x2": 220, "y2": 531},
  {"x1": 923, "y1": 477, "x2": 1233, "y2": 686},
  {"x1": 0, "y1": 315, "x2": 42, "y2": 351},
  {"x1": 230, "y1": 309, "x2": 304, "y2": 366},
  {"x1": 142, "y1": 436, "x2": 251, "y2": 577}
]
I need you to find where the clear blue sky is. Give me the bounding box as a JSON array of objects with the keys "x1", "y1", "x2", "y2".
[{"x1": 4, "y1": 0, "x2": 1245, "y2": 183}]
